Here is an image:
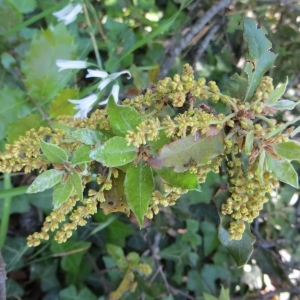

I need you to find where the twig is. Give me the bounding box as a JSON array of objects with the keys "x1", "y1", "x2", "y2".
[
  {"x1": 159, "y1": 0, "x2": 233, "y2": 78},
  {"x1": 192, "y1": 21, "x2": 222, "y2": 69},
  {"x1": 0, "y1": 252, "x2": 6, "y2": 300}
]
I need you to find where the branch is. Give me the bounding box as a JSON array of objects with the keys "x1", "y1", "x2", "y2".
[
  {"x1": 0, "y1": 252, "x2": 6, "y2": 300},
  {"x1": 159, "y1": 0, "x2": 233, "y2": 78}
]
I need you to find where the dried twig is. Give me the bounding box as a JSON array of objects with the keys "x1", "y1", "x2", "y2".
[
  {"x1": 0, "y1": 251, "x2": 6, "y2": 300},
  {"x1": 159, "y1": 0, "x2": 233, "y2": 78}
]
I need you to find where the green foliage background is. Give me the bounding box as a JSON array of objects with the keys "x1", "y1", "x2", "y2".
[{"x1": 0, "y1": 0, "x2": 300, "y2": 299}]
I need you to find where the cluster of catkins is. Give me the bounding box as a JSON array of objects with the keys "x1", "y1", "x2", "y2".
[{"x1": 0, "y1": 64, "x2": 287, "y2": 244}]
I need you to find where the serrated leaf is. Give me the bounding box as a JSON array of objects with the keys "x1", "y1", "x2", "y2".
[
  {"x1": 40, "y1": 140, "x2": 68, "y2": 164},
  {"x1": 155, "y1": 167, "x2": 199, "y2": 190},
  {"x1": 71, "y1": 144, "x2": 93, "y2": 166},
  {"x1": 269, "y1": 99, "x2": 300, "y2": 110},
  {"x1": 124, "y1": 162, "x2": 154, "y2": 228},
  {"x1": 265, "y1": 77, "x2": 288, "y2": 105},
  {"x1": 70, "y1": 172, "x2": 83, "y2": 201},
  {"x1": 7, "y1": 114, "x2": 45, "y2": 143},
  {"x1": 71, "y1": 128, "x2": 106, "y2": 145},
  {"x1": 226, "y1": 73, "x2": 248, "y2": 99},
  {"x1": 265, "y1": 155, "x2": 298, "y2": 188},
  {"x1": 242, "y1": 18, "x2": 277, "y2": 101},
  {"x1": 213, "y1": 189, "x2": 255, "y2": 268},
  {"x1": 53, "y1": 181, "x2": 73, "y2": 209},
  {"x1": 273, "y1": 141, "x2": 300, "y2": 160},
  {"x1": 49, "y1": 88, "x2": 79, "y2": 118},
  {"x1": 245, "y1": 130, "x2": 254, "y2": 156},
  {"x1": 0, "y1": 86, "x2": 31, "y2": 139},
  {"x1": 22, "y1": 23, "x2": 77, "y2": 101},
  {"x1": 27, "y1": 169, "x2": 63, "y2": 193},
  {"x1": 90, "y1": 136, "x2": 137, "y2": 167},
  {"x1": 148, "y1": 132, "x2": 224, "y2": 172},
  {"x1": 107, "y1": 96, "x2": 142, "y2": 136}
]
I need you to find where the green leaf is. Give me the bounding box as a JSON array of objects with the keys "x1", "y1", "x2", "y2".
[
  {"x1": 7, "y1": 114, "x2": 45, "y2": 143},
  {"x1": 269, "y1": 99, "x2": 300, "y2": 110},
  {"x1": 203, "y1": 294, "x2": 218, "y2": 300},
  {"x1": 90, "y1": 136, "x2": 137, "y2": 167},
  {"x1": 107, "y1": 243, "x2": 128, "y2": 271},
  {"x1": 40, "y1": 140, "x2": 68, "y2": 164},
  {"x1": 213, "y1": 189, "x2": 255, "y2": 268},
  {"x1": 148, "y1": 132, "x2": 224, "y2": 172},
  {"x1": 0, "y1": 86, "x2": 31, "y2": 139},
  {"x1": 70, "y1": 172, "x2": 83, "y2": 201},
  {"x1": 124, "y1": 162, "x2": 154, "y2": 227},
  {"x1": 265, "y1": 77, "x2": 288, "y2": 105},
  {"x1": 226, "y1": 73, "x2": 248, "y2": 99},
  {"x1": 256, "y1": 150, "x2": 265, "y2": 186},
  {"x1": 27, "y1": 169, "x2": 63, "y2": 193},
  {"x1": 242, "y1": 18, "x2": 277, "y2": 101},
  {"x1": 0, "y1": 1, "x2": 22, "y2": 35},
  {"x1": 71, "y1": 128, "x2": 106, "y2": 145},
  {"x1": 245, "y1": 130, "x2": 254, "y2": 155},
  {"x1": 273, "y1": 141, "x2": 300, "y2": 161},
  {"x1": 149, "y1": 130, "x2": 171, "y2": 151},
  {"x1": 155, "y1": 167, "x2": 199, "y2": 190},
  {"x1": 59, "y1": 286, "x2": 97, "y2": 300},
  {"x1": 71, "y1": 144, "x2": 93, "y2": 166},
  {"x1": 291, "y1": 126, "x2": 300, "y2": 138},
  {"x1": 265, "y1": 155, "x2": 298, "y2": 188},
  {"x1": 22, "y1": 23, "x2": 77, "y2": 101},
  {"x1": 53, "y1": 181, "x2": 73, "y2": 209},
  {"x1": 49, "y1": 88, "x2": 79, "y2": 118},
  {"x1": 8, "y1": 0, "x2": 37, "y2": 14},
  {"x1": 107, "y1": 96, "x2": 142, "y2": 137}
]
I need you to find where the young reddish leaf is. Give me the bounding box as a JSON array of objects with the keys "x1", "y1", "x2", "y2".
[
  {"x1": 27, "y1": 169, "x2": 64, "y2": 193},
  {"x1": 53, "y1": 181, "x2": 73, "y2": 209},
  {"x1": 90, "y1": 136, "x2": 137, "y2": 167},
  {"x1": 124, "y1": 162, "x2": 154, "y2": 228},
  {"x1": 155, "y1": 167, "x2": 199, "y2": 190},
  {"x1": 148, "y1": 132, "x2": 224, "y2": 172},
  {"x1": 213, "y1": 188, "x2": 255, "y2": 268},
  {"x1": 40, "y1": 140, "x2": 68, "y2": 164},
  {"x1": 107, "y1": 96, "x2": 142, "y2": 137}
]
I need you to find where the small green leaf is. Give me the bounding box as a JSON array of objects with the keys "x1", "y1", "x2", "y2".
[
  {"x1": 90, "y1": 136, "x2": 137, "y2": 167},
  {"x1": 155, "y1": 167, "x2": 199, "y2": 190},
  {"x1": 27, "y1": 169, "x2": 63, "y2": 193},
  {"x1": 226, "y1": 73, "x2": 248, "y2": 99},
  {"x1": 265, "y1": 155, "x2": 299, "y2": 188},
  {"x1": 242, "y1": 18, "x2": 277, "y2": 101},
  {"x1": 148, "y1": 132, "x2": 224, "y2": 172},
  {"x1": 7, "y1": 0, "x2": 37, "y2": 14},
  {"x1": 256, "y1": 150, "x2": 265, "y2": 186},
  {"x1": 245, "y1": 130, "x2": 254, "y2": 156},
  {"x1": 107, "y1": 96, "x2": 142, "y2": 137},
  {"x1": 266, "y1": 77, "x2": 288, "y2": 105},
  {"x1": 214, "y1": 189, "x2": 255, "y2": 268},
  {"x1": 107, "y1": 243, "x2": 128, "y2": 271},
  {"x1": 71, "y1": 145, "x2": 93, "y2": 166},
  {"x1": 291, "y1": 126, "x2": 300, "y2": 138},
  {"x1": 71, "y1": 128, "x2": 106, "y2": 145},
  {"x1": 149, "y1": 130, "x2": 171, "y2": 151},
  {"x1": 274, "y1": 141, "x2": 300, "y2": 161},
  {"x1": 269, "y1": 99, "x2": 300, "y2": 110},
  {"x1": 40, "y1": 140, "x2": 68, "y2": 164},
  {"x1": 53, "y1": 181, "x2": 73, "y2": 209},
  {"x1": 70, "y1": 172, "x2": 83, "y2": 201},
  {"x1": 124, "y1": 162, "x2": 154, "y2": 228}
]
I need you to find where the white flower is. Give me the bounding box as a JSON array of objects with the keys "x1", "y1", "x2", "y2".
[
  {"x1": 86, "y1": 69, "x2": 131, "y2": 90},
  {"x1": 56, "y1": 60, "x2": 87, "y2": 72},
  {"x1": 99, "y1": 83, "x2": 120, "y2": 105},
  {"x1": 53, "y1": 3, "x2": 82, "y2": 25},
  {"x1": 68, "y1": 94, "x2": 98, "y2": 119}
]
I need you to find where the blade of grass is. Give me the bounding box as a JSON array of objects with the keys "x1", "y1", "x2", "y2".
[
  {"x1": 0, "y1": 186, "x2": 28, "y2": 199},
  {"x1": 106, "y1": 0, "x2": 193, "y2": 71},
  {"x1": 3, "y1": 0, "x2": 69, "y2": 38},
  {"x1": 0, "y1": 174, "x2": 12, "y2": 248}
]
